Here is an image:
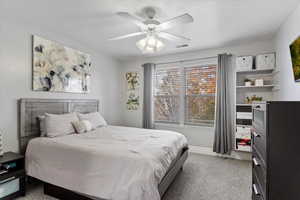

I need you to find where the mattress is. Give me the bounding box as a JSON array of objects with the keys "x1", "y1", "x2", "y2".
[{"x1": 26, "y1": 126, "x2": 188, "y2": 200}]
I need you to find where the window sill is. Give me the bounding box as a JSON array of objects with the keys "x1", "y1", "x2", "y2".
[{"x1": 154, "y1": 122, "x2": 214, "y2": 128}]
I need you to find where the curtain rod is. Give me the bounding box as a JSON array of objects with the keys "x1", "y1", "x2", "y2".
[
  {"x1": 155, "y1": 53, "x2": 232, "y2": 66},
  {"x1": 155, "y1": 55, "x2": 218, "y2": 66}
]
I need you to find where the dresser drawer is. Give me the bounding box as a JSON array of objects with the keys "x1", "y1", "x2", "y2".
[
  {"x1": 252, "y1": 126, "x2": 266, "y2": 139},
  {"x1": 252, "y1": 191, "x2": 264, "y2": 200},
  {"x1": 252, "y1": 129, "x2": 266, "y2": 161},
  {"x1": 252, "y1": 103, "x2": 266, "y2": 132},
  {"x1": 252, "y1": 192, "x2": 264, "y2": 200},
  {"x1": 252, "y1": 146, "x2": 266, "y2": 169},
  {"x1": 0, "y1": 177, "x2": 20, "y2": 198},
  {"x1": 252, "y1": 122, "x2": 266, "y2": 134},
  {"x1": 253, "y1": 171, "x2": 266, "y2": 200},
  {"x1": 253, "y1": 152, "x2": 267, "y2": 197}
]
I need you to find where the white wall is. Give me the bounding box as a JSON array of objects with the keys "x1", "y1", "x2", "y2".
[
  {"x1": 119, "y1": 40, "x2": 275, "y2": 147},
  {"x1": 0, "y1": 21, "x2": 122, "y2": 152},
  {"x1": 274, "y1": 3, "x2": 300, "y2": 100}
]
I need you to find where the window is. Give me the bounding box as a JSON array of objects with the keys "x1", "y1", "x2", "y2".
[
  {"x1": 153, "y1": 63, "x2": 217, "y2": 126},
  {"x1": 184, "y1": 66, "x2": 216, "y2": 125},
  {"x1": 154, "y1": 68, "x2": 181, "y2": 123}
]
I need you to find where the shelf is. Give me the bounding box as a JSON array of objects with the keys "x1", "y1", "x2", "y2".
[
  {"x1": 236, "y1": 85, "x2": 275, "y2": 89},
  {"x1": 235, "y1": 146, "x2": 252, "y2": 152},
  {"x1": 236, "y1": 68, "x2": 274, "y2": 74},
  {"x1": 236, "y1": 104, "x2": 252, "y2": 106},
  {"x1": 235, "y1": 136, "x2": 251, "y2": 140},
  {"x1": 236, "y1": 124, "x2": 252, "y2": 128}
]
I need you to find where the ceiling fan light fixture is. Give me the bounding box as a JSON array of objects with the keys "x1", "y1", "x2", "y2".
[
  {"x1": 136, "y1": 35, "x2": 164, "y2": 54},
  {"x1": 113, "y1": 9, "x2": 193, "y2": 54}
]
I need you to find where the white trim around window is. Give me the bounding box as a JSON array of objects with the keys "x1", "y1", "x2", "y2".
[{"x1": 153, "y1": 58, "x2": 218, "y2": 127}]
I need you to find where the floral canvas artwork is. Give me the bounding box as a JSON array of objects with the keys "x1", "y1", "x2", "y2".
[
  {"x1": 33, "y1": 35, "x2": 91, "y2": 93},
  {"x1": 126, "y1": 91, "x2": 140, "y2": 110},
  {"x1": 125, "y1": 72, "x2": 140, "y2": 110},
  {"x1": 126, "y1": 72, "x2": 140, "y2": 90}
]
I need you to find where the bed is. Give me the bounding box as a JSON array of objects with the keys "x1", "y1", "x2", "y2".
[{"x1": 19, "y1": 98, "x2": 188, "y2": 200}]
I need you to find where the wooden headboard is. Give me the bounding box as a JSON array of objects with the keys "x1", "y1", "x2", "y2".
[{"x1": 18, "y1": 98, "x2": 99, "y2": 154}]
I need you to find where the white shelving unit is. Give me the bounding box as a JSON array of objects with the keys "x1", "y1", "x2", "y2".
[{"x1": 234, "y1": 53, "x2": 278, "y2": 153}]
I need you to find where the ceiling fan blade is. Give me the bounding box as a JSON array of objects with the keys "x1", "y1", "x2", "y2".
[
  {"x1": 157, "y1": 14, "x2": 194, "y2": 30},
  {"x1": 158, "y1": 32, "x2": 191, "y2": 42},
  {"x1": 117, "y1": 12, "x2": 146, "y2": 28},
  {"x1": 108, "y1": 32, "x2": 146, "y2": 41}
]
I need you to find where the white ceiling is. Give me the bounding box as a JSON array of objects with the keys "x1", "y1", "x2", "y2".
[{"x1": 1, "y1": 0, "x2": 299, "y2": 59}]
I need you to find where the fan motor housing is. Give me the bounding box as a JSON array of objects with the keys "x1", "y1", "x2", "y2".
[{"x1": 144, "y1": 19, "x2": 160, "y2": 26}]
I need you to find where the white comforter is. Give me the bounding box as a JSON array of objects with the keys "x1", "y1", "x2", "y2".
[{"x1": 26, "y1": 126, "x2": 188, "y2": 200}]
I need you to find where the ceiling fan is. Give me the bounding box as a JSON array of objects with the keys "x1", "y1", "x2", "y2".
[{"x1": 109, "y1": 7, "x2": 194, "y2": 54}]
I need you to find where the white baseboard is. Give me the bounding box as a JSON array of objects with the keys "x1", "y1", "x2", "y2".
[{"x1": 189, "y1": 145, "x2": 251, "y2": 161}]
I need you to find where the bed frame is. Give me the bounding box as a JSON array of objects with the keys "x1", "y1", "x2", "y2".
[{"x1": 19, "y1": 98, "x2": 188, "y2": 200}]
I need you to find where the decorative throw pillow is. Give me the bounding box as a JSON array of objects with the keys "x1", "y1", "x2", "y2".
[
  {"x1": 72, "y1": 120, "x2": 93, "y2": 134},
  {"x1": 37, "y1": 115, "x2": 47, "y2": 137},
  {"x1": 82, "y1": 120, "x2": 93, "y2": 132},
  {"x1": 72, "y1": 121, "x2": 86, "y2": 134},
  {"x1": 45, "y1": 113, "x2": 78, "y2": 137},
  {"x1": 77, "y1": 112, "x2": 107, "y2": 129}
]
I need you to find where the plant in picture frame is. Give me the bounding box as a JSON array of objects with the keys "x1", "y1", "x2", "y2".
[
  {"x1": 245, "y1": 95, "x2": 263, "y2": 104},
  {"x1": 126, "y1": 72, "x2": 140, "y2": 90},
  {"x1": 126, "y1": 92, "x2": 140, "y2": 110}
]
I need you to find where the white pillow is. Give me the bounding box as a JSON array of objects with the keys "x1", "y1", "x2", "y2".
[
  {"x1": 77, "y1": 112, "x2": 107, "y2": 129},
  {"x1": 45, "y1": 113, "x2": 78, "y2": 137},
  {"x1": 72, "y1": 120, "x2": 93, "y2": 134}
]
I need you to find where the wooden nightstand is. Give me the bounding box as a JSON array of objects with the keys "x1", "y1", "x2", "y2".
[{"x1": 0, "y1": 152, "x2": 25, "y2": 199}]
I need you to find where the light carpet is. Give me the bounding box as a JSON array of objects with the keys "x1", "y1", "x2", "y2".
[{"x1": 17, "y1": 153, "x2": 251, "y2": 200}]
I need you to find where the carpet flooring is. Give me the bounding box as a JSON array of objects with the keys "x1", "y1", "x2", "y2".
[{"x1": 17, "y1": 153, "x2": 251, "y2": 200}]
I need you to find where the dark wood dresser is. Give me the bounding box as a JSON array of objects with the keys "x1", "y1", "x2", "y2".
[{"x1": 252, "y1": 101, "x2": 300, "y2": 200}]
